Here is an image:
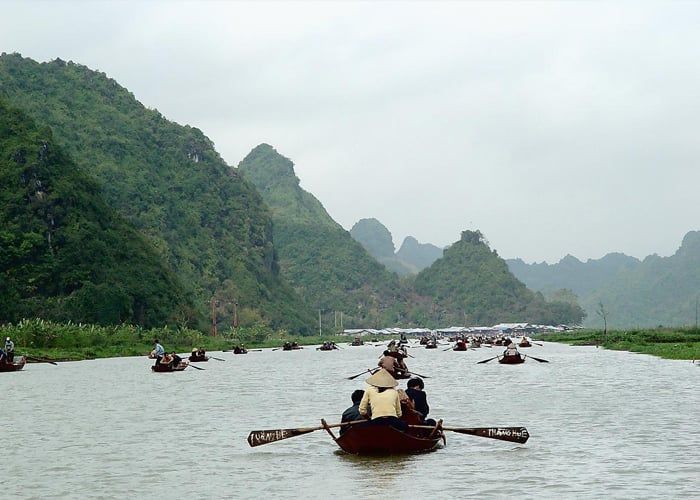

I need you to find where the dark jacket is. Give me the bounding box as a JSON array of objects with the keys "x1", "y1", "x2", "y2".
[
  {"x1": 340, "y1": 404, "x2": 363, "y2": 434},
  {"x1": 405, "y1": 388, "x2": 429, "y2": 418}
]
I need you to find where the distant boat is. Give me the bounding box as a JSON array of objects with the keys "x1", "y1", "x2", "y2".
[{"x1": 0, "y1": 356, "x2": 26, "y2": 372}]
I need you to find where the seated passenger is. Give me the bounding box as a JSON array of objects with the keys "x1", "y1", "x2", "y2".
[
  {"x1": 340, "y1": 389, "x2": 366, "y2": 434},
  {"x1": 405, "y1": 377, "x2": 437, "y2": 427},
  {"x1": 359, "y1": 369, "x2": 407, "y2": 431}
]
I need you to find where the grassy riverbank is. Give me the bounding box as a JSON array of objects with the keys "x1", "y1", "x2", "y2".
[
  {"x1": 539, "y1": 328, "x2": 700, "y2": 360},
  {"x1": 0, "y1": 319, "x2": 351, "y2": 361}
]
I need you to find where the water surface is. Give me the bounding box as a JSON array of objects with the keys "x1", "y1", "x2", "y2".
[{"x1": 3, "y1": 342, "x2": 698, "y2": 499}]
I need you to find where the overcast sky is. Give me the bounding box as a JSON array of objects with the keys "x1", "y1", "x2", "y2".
[{"x1": 2, "y1": 1, "x2": 699, "y2": 263}]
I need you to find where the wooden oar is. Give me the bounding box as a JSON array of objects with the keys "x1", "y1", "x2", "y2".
[
  {"x1": 210, "y1": 356, "x2": 226, "y2": 361},
  {"x1": 406, "y1": 370, "x2": 430, "y2": 379},
  {"x1": 477, "y1": 355, "x2": 500, "y2": 364},
  {"x1": 187, "y1": 363, "x2": 205, "y2": 370},
  {"x1": 409, "y1": 425, "x2": 529, "y2": 444},
  {"x1": 532, "y1": 342, "x2": 544, "y2": 347},
  {"x1": 524, "y1": 354, "x2": 549, "y2": 363},
  {"x1": 346, "y1": 367, "x2": 379, "y2": 380},
  {"x1": 248, "y1": 419, "x2": 367, "y2": 447},
  {"x1": 442, "y1": 346, "x2": 454, "y2": 351},
  {"x1": 25, "y1": 355, "x2": 58, "y2": 366}
]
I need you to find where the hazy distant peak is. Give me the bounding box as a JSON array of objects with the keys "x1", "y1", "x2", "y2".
[
  {"x1": 350, "y1": 218, "x2": 395, "y2": 258},
  {"x1": 678, "y1": 230, "x2": 700, "y2": 256},
  {"x1": 559, "y1": 254, "x2": 582, "y2": 265}
]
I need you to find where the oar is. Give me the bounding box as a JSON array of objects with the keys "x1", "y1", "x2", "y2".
[
  {"x1": 477, "y1": 355, "x2": 500, "y2": 364},
  {"x1": 25, "y1": 355, "x2": 58, "y2": 366},
  {"x1": 532, "y1": 342, "x2": 544, "y2": 347},
  {"x1": 210, "y1": 356, "x2": 226, "y2": 361},
  {"x1": 524, "y1": 354, "x2": 549, "y2": 363},
  {"x1": 187, "y1": 363, "x2": 205, "y2": 370},
  {"x1": 408, "y1": 425, "x2": 529, "y2": 444},
  {"x1": 406, "y1": 370, "x2": 430, "y2": 379},
  {"x1": 346, "y1": 367, "x2": 379, "y2": 380},
  {"x1": 442, "y1": 346, "x2": 453, "y2": 351},
  {"x1": 247, "y1": 419, "x2": 367, "y2": 447}
]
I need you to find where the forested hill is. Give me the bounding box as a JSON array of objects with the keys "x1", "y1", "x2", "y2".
[
  {"x1": 239, "y1": 144, "x2": 408, "y2": 327},
  {"x1": 350, "y1": 218, "x2": 414, "y2": 276},
  {"x1": 414, "y1": 231, "x2": 585, "y2": 326},
  {"x1": 506, "y1": 253, "x2": 641, "y2": 297},
  {"x1": 0, "y1": 54, "x2": 314, "y2": 332},
  {"x1": 579, "y1": 232, "x2": 700, "y2": 328},
  {"x1": 507, "y1": 233, "x2": 700, "y2": 328},
  {"x1": 0, "y1": 99, "x2": 192, "y2": 327}
]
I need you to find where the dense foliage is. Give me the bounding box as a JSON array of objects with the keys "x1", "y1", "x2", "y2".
[
  {"x1": 239, "y1": 144, "x2": 410, "y2": 328},
  {"x1": 414, "y1": 231, "x2": 586, "y2": 325},
  {"x1": 0, "y1": 54, "x2": 314, "y2": 332},
  {"x1": 0, "y1": 100, "x2": 192, "y2": 327},
  {"x1": 508, "y1": 232, "x2": 700, "y2": 328}
]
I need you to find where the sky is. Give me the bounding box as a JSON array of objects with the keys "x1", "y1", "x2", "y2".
[{"x1": 2, "y1": 1, "x2": 699, "y2": 263}]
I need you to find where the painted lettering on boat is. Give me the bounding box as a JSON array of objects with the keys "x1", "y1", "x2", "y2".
[{"x1": 248, "y1": 430, "x2": 293, "y2": 446}]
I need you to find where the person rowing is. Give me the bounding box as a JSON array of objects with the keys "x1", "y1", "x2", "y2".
[{"x1": 4, "y1": 337, "x2": 15, "y2": 363}]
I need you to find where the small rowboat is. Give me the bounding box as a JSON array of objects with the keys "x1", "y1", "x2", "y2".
[
  {"x1": 188, "y1": 355, "x2": 209, "y2": 362},
  {"x1": 453, "y1": 341, "x2": 468, "y2": 351},
  {"x1": 499, "y1": 354, "x2": 525, "y2": 364},
  {"x1": 233, "y1": 347, "x2": 248, "y2": 354},
  {"x1": 519, "y1": 340, "x2": 532, "y2": 348},
  {"x1": 322, "y1": 420, "x2": 445, "y2": 455},
  {"x1": 0, "y1": 356, "x2": 27, "y2": 372},
  {"x1": 151, "y1": 361, "x2": 189, "y2": 372}
]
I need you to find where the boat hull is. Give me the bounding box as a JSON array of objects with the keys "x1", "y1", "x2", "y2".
[
  {"x1": 0, "y1": 356, "x2": 26, "y2": 372},
  {"x1": 499, "y1": 355, "x2": 525, "y2": 364},
  {"x1": 334, "y1": 424, "x2": 443, "y2": 455},
  {"x1": 151, "y1": 361, "x2": 189, "y2": 372}
]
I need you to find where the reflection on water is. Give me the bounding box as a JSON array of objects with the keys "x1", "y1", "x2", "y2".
[{"x1": 2, "y1": 342, "x2": 699, "y2": 499}]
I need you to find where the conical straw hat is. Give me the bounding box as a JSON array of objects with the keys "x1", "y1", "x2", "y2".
[{"x1": 366, "y1": 368, "x2": 398, "y2": 388}]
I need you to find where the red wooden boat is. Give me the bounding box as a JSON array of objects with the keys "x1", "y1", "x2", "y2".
[
  {"x1": 425, "y1": 342, "x2": 438, "y2": 349},
  {"x1": 0, "y1": 356, "x2": 27, "y2": 372},
  {"x1": 322, "y1": 420, "x2": 445, "y2": 455},
  {"x1": 453, "y1": 341, "x2": 468, "y2": 351},
  {"x1": 151, "y1": 361, "x2": 189, "y2": 372},
  {"x1": 519, "y1": 339, "x2": 532, "y2": 348},
  {"x1": 498, "y1": 354, "x2": 525, "y2": 364}
]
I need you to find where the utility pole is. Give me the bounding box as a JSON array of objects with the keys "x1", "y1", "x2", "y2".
[
  {"x1": 210, "y1": 297, "x2": 218, "y2": 337},
  {"x1": 318, "y1": 309, "x2": 322, "y2": 337},
  {"x1": 695, "y1": 295, "x2": 698, "y2": 330}
]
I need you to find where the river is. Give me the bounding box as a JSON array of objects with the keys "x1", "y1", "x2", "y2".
[{"x1": 2, "y1": 341, "x2": 698, "y2": 499}]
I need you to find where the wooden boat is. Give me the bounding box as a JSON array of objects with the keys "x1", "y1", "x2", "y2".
[
  {"x1": 0, "y1": 356, "x2": 26, "y2": 372},
  {"x1": 282, "y1": 343, "x2": 303, "y2": 351},
  {"x1": 453, "y1": 341, "x2": 468, "y2": 351},
  {"x1": 317, "y1": 343, "x2": 338, "y2": 351},
  {"x1": 425, "y1": 341, "x2": 438, "y2": 349},
  {"x1": 498, "y1": 354, "x2": 525, "y2": 364},
  {"x1": 350, "y1": 338, "x2": 364, "y2": 346},
  {"x1": 322, "y1": 420, "x2": 444, "y2": 455},
  {"x1": 519, "y1": 340, "x2": 532, "y2": 348},
  {"x1": 233, "y1": 347, "x2": 248, "y2": 354},
  {"x1": 188, "y1": 355, "x2": 209, "y2": 362},
  {"x1": 151, "y1": 361, "x2": 189, "y2": 372}
]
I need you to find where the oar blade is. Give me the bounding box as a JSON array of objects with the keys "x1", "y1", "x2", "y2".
[
  {"x1": 477, "y1": 356, "x2": 499, "y2": 364},
  {"x1": 449, "y1": 426, "x2": 530, "y2": 444},
  {"x1": 247, "y1": 427, "x2": 315, "y2": 447}
]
